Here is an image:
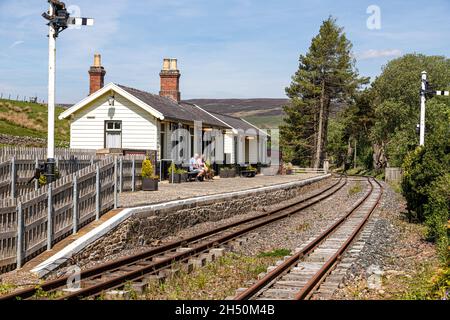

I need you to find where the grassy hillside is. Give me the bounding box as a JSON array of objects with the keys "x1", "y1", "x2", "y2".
[
  {"x1": 0, "y1": 99, "x2": 70, "y2": 146},
  {"x1": 185, "y1": 98, "x2": 287, "y2": 128}
]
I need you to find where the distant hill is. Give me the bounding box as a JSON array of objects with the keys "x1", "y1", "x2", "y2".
[
  {"x1": 0, "y1": 99, "x2": 70, "y2": 147},
  {"x1": 184, "y1": 98, "x2": 288, "y2": 129}
]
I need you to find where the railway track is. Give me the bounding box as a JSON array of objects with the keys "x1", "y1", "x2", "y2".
[
  {"x1": 1, "y1": 176, "x2": 348, "y2": 300},
  {"x1": 234, "y1": 177, "x2": 382, "y2": 300}
]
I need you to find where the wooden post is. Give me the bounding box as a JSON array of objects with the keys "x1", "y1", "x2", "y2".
[
  {"x1": 119, "y1": 157, "x2": 123, "y2": 193},
  {"x1": 47, "y1": 184, "x2": 53, "y2": 250},
  {"x1": 114, "y1": 157, "x2": 118, "y2": 209},
  {"x1": 11, "y1": 157, "x2": 16, "y2": 200},
  {"x1": 131, "y1": 157, "x2": 136, "y2": 192},
  {"x1": 35, "y1": 157, "x2": 39, "y2": 191},
  {"x1": 16, "y1": 202, "x2": 24, "y2": 268},
  {"x1": 95, "y1": 165, "x2": 100, "y2": 220},
  {"x1": 72, "y1": 174, "x2": 78, "y2": 234}
]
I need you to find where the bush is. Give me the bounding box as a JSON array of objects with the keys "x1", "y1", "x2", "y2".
[
  {"x1": 142, "y1": 157, "x2": 156, "y2": 179},
  {"x1": 424, "y1": 174, "x2": 450, "y2": 260},
  {"x1": 402, "y1": 146, "x2": 449, "y2": 260}
]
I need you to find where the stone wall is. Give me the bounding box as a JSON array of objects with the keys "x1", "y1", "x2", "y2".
[
  {"x1": 0, "y1": 134, "x2": 46, "y2": 147},
  {"x1": 62, "y1": 176, "x2": 332, "y2": 271}
]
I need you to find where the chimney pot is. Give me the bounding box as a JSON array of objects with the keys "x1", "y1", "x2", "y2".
[
  {"x1": 169, "y1": 58, "x2": 178, "y2": 70},
  {"x1": 163, "y1": 58, "x2": 170, "y2": 71},
  {"x1": 89, "y1": 54, "x2": 106, "y2": 95},
  {"x1": 94, "y1": 54, "x2": 101, "y2": 67}
]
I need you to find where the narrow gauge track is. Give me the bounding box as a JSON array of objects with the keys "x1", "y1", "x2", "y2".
[
  {"x1": 235, "y1": 177, "x2": 382, "y2": 300},
  {"x1": 1, "y1": 176, "x2": 347, "y2": 300}
]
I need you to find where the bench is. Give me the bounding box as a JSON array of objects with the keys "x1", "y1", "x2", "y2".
[
  {"x1": 240, "y1": 170, "x2": 256, "y2": 178},
  {"x1": 187, "y1": 171, "x2": 200, "y2": 181}
]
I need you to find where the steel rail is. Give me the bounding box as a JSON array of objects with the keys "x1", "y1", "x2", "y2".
[
  {"x1": 234, "y1": 177, "x2": 379, "y2": 300},
  {"x1": 294, "y1": 178, "x2": 383, "y2": 300},
  {"x1": 1, "y1": 176, "x2": 345, "y2": 300},
  {"x1": 59, "y1": 177, "x2": 348, "y2": 300}
]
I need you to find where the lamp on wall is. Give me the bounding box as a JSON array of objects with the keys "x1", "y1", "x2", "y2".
[{"x1": 108, "y1": 93, "x2": 115, "y2": 107}]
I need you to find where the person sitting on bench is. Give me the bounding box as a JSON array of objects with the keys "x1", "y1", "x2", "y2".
[
  {"x1": 189, "y1": 154, "x2": 205, "y2": 181},
  {"x1": 199, "y1": 155, "x2": 214, "y2": 180}
]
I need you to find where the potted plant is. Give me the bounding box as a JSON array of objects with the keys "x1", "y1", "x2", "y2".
[
  {"x1": 142, "y1": 157, "x2": 159, "y2": 191},
  {"x1": 220, "y1": 167, "x2": 229, "y2": 178},
  {"x1": 168, "y1": 162, "x2": 181, "y2": 184},
  {"x1": 228, "y1": 167, "x2": 236, "y2": 178},
  {"x1": 178, "y1": 168, "x2": 188, "y2": 182},
  {"x1": 285, "y1": 162, "x2": 294, "y2": 175}
]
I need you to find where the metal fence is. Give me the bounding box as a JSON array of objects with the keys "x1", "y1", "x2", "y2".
[
  {"x1": 0, "y1": 155, "x2": 147, "y2": 273},
  {"x1": 0, "y1": 156, "x2": 101, "y2": 200},
  {"x1": 0, "y1": 146, "x2": 97, "y2": 160}
]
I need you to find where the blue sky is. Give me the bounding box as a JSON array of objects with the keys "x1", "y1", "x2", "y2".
[{"x1": 0, "y1": 0, "x2": 449, "y2": 103}]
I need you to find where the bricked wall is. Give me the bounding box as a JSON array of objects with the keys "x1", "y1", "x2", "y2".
[
  {"x1": 89, "y1": 67, "x2": 106, "y2": 95},
  {"x1": 159, "y1": 71, "x2": 180, "y2": 102}
]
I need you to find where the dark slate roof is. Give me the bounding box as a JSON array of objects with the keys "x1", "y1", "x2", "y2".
[
  {"x1": 208, "y1": 112, "x2": 258, "y2": 132},
  {"x1": 117, "y1": 84, "x2": 228, "y2": 128}
]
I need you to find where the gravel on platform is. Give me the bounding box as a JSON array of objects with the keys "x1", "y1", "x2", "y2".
[{"x1": 119, "y1": 174, "x2": 322, "y2": 208}]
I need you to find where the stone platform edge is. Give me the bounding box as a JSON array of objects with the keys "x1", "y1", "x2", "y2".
[{"x1": 31, "y1": 174, "x2": 331, "y2": 278}]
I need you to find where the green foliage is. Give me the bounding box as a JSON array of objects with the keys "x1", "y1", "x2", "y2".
[
  {"x1": 247, "y1": 165, "x2": 256, "y2": 172},
  {"x1": 327, "y1": 118, "x2": 348, "y2": 167},
  {"x1": 38, "y1": 173, "x2": 47, "y2": 186},
  {"x1": 176, "y1": 168, "x2": 188, "y2": 174},
  {"x1": 281, "y1": 17, "x2": 366, "y2": 167},
  {"x1": 424, "y1": 174, "x2": 450, "y2": 260},
  {"x1": 257, "y1": 248, "x2": 291, "y2": 258},
  {"x1": 168, "y1": 162, "x2": 176, "y2": 175},
  {"x1": 370, "y1": 54, "x2": 450, "y2": 165},
  {"x1": 0, "y1": 99, "x2": 70, "y2": 146},
  {"x1": 401, "y1": 100, "x2": 449, "y2": 258},
  {"x1": 142, "y1": 157, "x2": 156, "y2": 179}
]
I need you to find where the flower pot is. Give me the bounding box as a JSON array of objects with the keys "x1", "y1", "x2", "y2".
[
  {"x1": 220, "y1": 169, "x2": 229, "y2": 178},
  {"x1": 169, "y1": 173, "x2": 182, "y2": 184},
  {"x1": 181, "y1": 173, "x2": 188, "y2": 182},
  {"x1": 228, "y1": 169, "x2": 236, "y2": 178},
  {"x1": 142, "y1": 178, "x2": 158, "y2": 191}
]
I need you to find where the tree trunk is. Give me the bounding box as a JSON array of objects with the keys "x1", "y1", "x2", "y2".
[{"x1": 313, "y1": 80, "x2": 325, "y2": 169}]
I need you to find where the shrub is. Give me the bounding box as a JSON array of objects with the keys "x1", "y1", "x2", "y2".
[
  {"x1": 424, "y1": 174, "x2": 450, "y2": 261},
  {"x1": 142, "y1": 157, "x2": 156, "y2": 179},
  {"x1": 168, "y1": 162, "x2": 176, "y2": 175}
]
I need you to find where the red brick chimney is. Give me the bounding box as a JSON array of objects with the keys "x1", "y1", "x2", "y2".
[
  {"x1": 88, "y1": 54, "x2": 106, "y2": 95},
  {"x1": 159, "y1": 58, "x2": 180, "y2": 102}
]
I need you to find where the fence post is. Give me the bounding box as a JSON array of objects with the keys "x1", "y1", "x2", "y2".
[
  {"x1": 47, "y1": 185, "x2": 53, "y2": 250},
  {"x1": 95, "y1": 165, "x2": 101, "y2": 220},
  {"x1": 131, "y1": 157, "x2": 136, "y2": 192},
  {"x1": 16, "y1": 202, "x2": 24, "y2": 268},
  {"x1": 114, "y1": 157, "x2": 118, "y2": 209},
  {"x1": 35, "y1": 157, "x2": 39, "y2": 191},
  {"x1": 119, "y1": 157, "x2": 123, "y2": 193},
  {"x1": 11, "y1": 157, "x2": 16, "y2": 200},
  {"x1": 72, "y1": 174, "x2": 78, "y2": 234}
]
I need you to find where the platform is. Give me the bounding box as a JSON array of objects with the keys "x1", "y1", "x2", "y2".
[{"x1": 119, "y1": 174, "x2": 323, "y2": 208}]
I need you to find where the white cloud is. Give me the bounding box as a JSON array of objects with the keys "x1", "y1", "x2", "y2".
[
  {"x1": 357, "y1": 49, "x2": 402, "y2": 60},
  {"x1": 9, "y1": 41, "x2": 24, "y2": 49}
]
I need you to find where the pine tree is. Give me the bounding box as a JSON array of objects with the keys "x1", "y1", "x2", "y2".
[{"x1": 281, "y1": 17, "x2": 365, "y2": 168}]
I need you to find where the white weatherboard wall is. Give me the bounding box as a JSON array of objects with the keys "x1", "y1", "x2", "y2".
[
  {"x1": 249, "y1": 138, "x2": 258, "y2": 163},
  {"x1": 70, "y1": 93, "x2": 158, "y2": 150},
  {"x1": 224, "y1": 133, "x2": 235, "y2": 163}
]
